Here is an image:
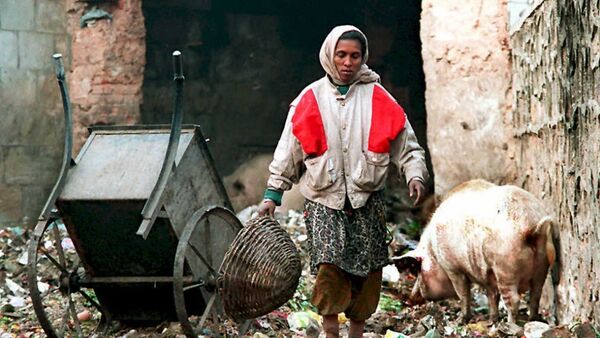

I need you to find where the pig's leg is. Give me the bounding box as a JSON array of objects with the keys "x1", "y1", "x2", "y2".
[
  {"x1": 448, "y1": 272, "x2": 472, "y2": 323},
  {"x1": 528, "y1": 267, "x2": 548, "y2": 321},
  {"x1": 499, "y1": 285, "x2": 520, "y2": 323},
  {"x1": 485, "y1": 287, "x2": 500, "y2": 321}
]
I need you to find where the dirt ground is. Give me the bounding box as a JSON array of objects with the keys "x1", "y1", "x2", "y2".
[{"x1": 0, "y1": 209, "x2": 596, "y2": 338}]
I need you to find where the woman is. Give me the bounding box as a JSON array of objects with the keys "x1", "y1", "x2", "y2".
[{"x1": 258, "y1": 25, "x2": 428, "y2": 338}]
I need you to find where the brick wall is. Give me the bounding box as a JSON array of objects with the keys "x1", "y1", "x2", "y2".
[
  {"x1": 66, "y1": 0, "x2": 145, "y2": 151},
  {"x1": 0, "y1": 0, "x2": 67, "y2": 226}
]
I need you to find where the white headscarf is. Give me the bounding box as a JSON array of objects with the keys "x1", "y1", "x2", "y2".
[{"x1": 319, "y1": 25, "x2": 380, "y2": 85}]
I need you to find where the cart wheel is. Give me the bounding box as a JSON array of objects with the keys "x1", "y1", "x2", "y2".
[
  {"x1": 173, "y1": 206, "x2": 243, "y2": 338},
  {"x1": 27, "y1": 218, "x2": 109, "y2": 338}
]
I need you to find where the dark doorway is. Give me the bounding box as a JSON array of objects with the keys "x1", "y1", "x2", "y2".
[{"x1": 141, "y1": 0, "x2": 429, "y2": 180}]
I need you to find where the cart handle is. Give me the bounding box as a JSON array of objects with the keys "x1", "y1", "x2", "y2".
[
  {"x1": 39, "y1": 54, "x2": 74, "y2": 220},
  {"x1": 137, "y1": 51, "x2": 185, "y2": 239}
]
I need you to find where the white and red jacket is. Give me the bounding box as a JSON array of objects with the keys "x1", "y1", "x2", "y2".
[{"x1": 267, "y1": 77, "x2": 429, "y2": 210}]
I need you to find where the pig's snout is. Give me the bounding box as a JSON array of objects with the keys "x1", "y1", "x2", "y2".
[{"x1": 406, "y1": 282, "x2": 425, "y2": 306}]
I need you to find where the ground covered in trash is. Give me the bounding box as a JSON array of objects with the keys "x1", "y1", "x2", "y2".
[{"x1": 1, "y1": 210, "x2": 598, "y2": 338}]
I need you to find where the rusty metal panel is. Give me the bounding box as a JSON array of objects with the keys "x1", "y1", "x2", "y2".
[
  {"x1": 56, "y1": 199, "x2": 207, "y2": 321},
  {"x1": 163, "y1": 127, "x2": 232, "y2": 236},
  {"x1": 51, "y1": 125, "x2": 234, "y2": 320},
  {"x1": 59, "y1": 128, "x2": 193, "y2": 201}
]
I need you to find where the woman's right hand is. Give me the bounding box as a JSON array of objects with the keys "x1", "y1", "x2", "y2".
[{"x1": 257, "y1": 199, "x2": 276, "y2": 217}]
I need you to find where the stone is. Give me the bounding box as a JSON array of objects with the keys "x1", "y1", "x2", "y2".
[
  {"x1": 0, "y1": 0, "x2": 34, "y2": 31},
  {"x1": 18, "y1": 32, "x2": 55, "y2": 70},
  {"x1": 572, "y1": 323, "x2": 597, "y2": 338},
  {"x1": 498, "y1": 321, "x2": 524, "y2": 336},
  {"x1": 541, "y1": 326, "x2": 573, "y2": 338},
  {"x1": 4, "y1": 146, "x2": 42, "y2": 185},
  {"x1": 0, "y1": 31, "x2": 18, "y2": 68},
  {"x1": 0, "y1": 68, "x2": 38, "y2": 110},
  {"x1": 524, "y1": 321, "x2": 551, "y2": 338},
  {"x1": 21, "y1": 186, "x2": 50, "y2": 223},
  {"x1": 35, "y1": 0, "x2": 67, "y2": 33},
  {"x1": 0, "y1": 185, "x2": 22, "y2": 224}
]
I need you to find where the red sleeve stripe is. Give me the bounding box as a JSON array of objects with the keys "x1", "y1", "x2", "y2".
[
  {"x1": 291, "y1": 89, "x2": 328, "y2": 156},
  {"x1": 368, "y1": 85, "x2": 406, "y2": 153}
]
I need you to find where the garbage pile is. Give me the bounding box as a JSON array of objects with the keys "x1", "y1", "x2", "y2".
[{"x1": 1, "y1": 211, "x2": 599, "y2": 337}]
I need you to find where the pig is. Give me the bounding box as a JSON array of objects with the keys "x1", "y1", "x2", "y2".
[{"x1": 393, "y1": 179, "x2": 558, "y2": 323}]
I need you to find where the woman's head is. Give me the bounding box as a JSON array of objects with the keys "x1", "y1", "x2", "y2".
[
  {"x1": 319, "y1": 25, "x2": 379, "y2": 85},
  {"x1": 334, "y1": 31, "x2": 365, "y2": 84}
]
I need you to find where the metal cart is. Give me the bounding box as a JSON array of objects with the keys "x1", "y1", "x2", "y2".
[{"x1": 27, "y1": 52, "x2": 243, "y2": 338}]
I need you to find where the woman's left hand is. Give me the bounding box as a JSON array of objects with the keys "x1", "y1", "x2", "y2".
[{"x1": 408, "y1": 179, "x2": 425, "y2": 206}]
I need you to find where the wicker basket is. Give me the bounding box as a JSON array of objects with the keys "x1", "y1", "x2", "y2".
[{"x1": 218, "y1": 216, "x2": 302, "y2": 321}]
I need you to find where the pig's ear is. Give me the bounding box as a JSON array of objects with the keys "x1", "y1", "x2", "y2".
[{"x1": 391, "y1": 250, "x2": 422, "y2": 276}]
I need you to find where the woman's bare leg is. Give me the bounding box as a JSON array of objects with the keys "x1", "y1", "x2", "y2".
[{"x1": 322, "y1": 314, "x2": 339, "y2": 338}]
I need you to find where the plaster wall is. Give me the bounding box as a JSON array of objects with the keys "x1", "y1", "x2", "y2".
[
  {"x1": 0, "y1": 0, "x2": 67, "y2": 226},
  {"x1": 511, "y1": 0, "x2": 600, "y2": 323},
  {"x1": 421, "y1": 0, "x2": 516, "y2": 196}
]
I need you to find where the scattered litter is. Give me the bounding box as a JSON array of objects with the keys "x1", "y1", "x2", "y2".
[
  {"x1": 5, "y1": 278, "x2": 26, "y2": 296},
  {"x1": 252, "y1": 333, "x2": 269, "y2": 338},
  {"x1": 61, "y1": 238, "x2": 75, "y2": 251},
  {"x1": 9, "y1": 227, "x2": 25, "y2": 237},
  {"x1": 384, "y1": 329, "x2": 409, "y2": 338},
  {"x1": 498, "y1": 321, "x2": 524, "y2": 336},
  {"x1": 424, "y1": 329, "x2": 441, "y2": 338},
  {"x1": 287, "y1": 311, "x2": 322, "y2": 332},
  {"x1": 0, "y1": 215, "x2": 595, "y2": 337},
  {"x1": 524, "y1": 321, "x2": 551, "y2": 338},
  {"x1": 77, "y1": 310, "x2": 92, "y2": 322},
  {"x1": 17, "y1": 251, "x2": 28, "y2": 265},
  {"x1": 383, "y1": 265, "x2": 400, "y2": 283},
  {"x1": 8, "y1": 296, "x2": 26, "y2": 308}
]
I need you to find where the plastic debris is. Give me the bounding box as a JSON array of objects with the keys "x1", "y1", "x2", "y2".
[
  {"x1": 252, "y1": 333, "x2": 269, "y2": 338},
  {"x1": 382, "y1": 265, "x2": 400, "y2": 283},
  {"x1": 9, "y1": 227, "x2": 25, "y2": 237},
  {"x1": 466, "y1": 321, "x2": 489, "y2": 336},
  {"x1": 524, "y1": 321, "x2": 551, "y2": 338},
  {"x1": 76, "y1": 310, "x2": 92, "y2": 322},
  {"x1": 8, "y1": 296, "x2": 25, "y2": 308},
  {"x1": 424, "y1": 329, "x2": 441, "y2": 338},
  {"x1": 384, "y1": 329, "x2": 409, "y2": 338},
  {"x1": 287, "y1": 311, "x2": 322, "y2": 333},
  {"x1": 444, "y1": 326, "x2": 455, "y2": 335},
  {"x1": 17, "y1": 251, "x2": 28, "y2": 265},
  {"x1": 5, "y1": 278, "x2": 26, "y2": 296},
  {"x1": 420, "y1": 314, "x2": 436, "y2": 330},
  {"x1": 498, "y1": 321, "x2": 524, "y2": 336}
]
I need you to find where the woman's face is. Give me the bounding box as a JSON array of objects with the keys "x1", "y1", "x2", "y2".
[{"x1": 333, "y1": 39, "x2": 363, "y2": 84}]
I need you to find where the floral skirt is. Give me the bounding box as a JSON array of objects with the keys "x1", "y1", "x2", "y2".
[{"x1": 303, "y1": 191, "x2": 389, "y2": 277}]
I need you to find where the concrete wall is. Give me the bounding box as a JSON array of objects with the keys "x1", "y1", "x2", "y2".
[
  {"x1": 0, "y1": 0, "x2": 145, "y2": 227},
  {"x1": 511, "y1": 0, "x2": 600, "y2": 323},
  {"x1": 0, "y1": 0, "x2": 67, "y2": 226},
  {"x1": 421, "y1": 0, "x2": 516, "y2": 196}
]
